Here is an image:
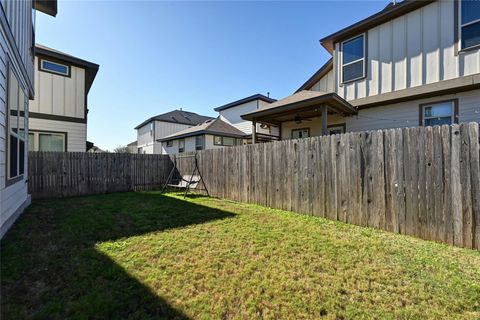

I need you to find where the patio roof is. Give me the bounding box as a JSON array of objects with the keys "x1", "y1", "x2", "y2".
[{"x1": 241, "y1": 90, "x2": 357, "y2": 124}]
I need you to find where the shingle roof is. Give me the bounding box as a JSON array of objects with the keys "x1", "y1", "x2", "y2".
[
  {"x1": 158, "y1": 117, "x2": 246, "y2": 141},
  {"x1": 134, "y1": 110, "x2": 214, "y2": 129},
  {"x1": 214, "y1": 94, "x2": 276, "y2": 112}
]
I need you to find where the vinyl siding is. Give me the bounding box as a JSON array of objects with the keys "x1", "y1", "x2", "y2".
[
  {"x1": 335, "y1": 0, "x2": 480, "y2": 101},
  {"x1": 0, "y1": 4, "x2": 32, "y2": 237},
  {"x1": 29, "y1": 56, "x2": 86, "y2": 118},
  {"x1": 137, "y1": 120, "x2": 197, "y2": 154},
  {"x1": 28, "y1": 118, "x2": 87, "y2": 152}
]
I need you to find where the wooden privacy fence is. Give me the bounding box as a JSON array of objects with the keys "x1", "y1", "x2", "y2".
[
  {"x1": 175, "y1": 123, "x2": 480, "y2": 250},
  {"x1": 28, "y1": 152, "x2": 173, "y2": 199}
]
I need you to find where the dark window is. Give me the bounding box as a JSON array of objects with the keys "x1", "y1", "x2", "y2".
[
  {"x1": 40, "y1": 59, "x2": 70, "y2": 76},
  {"x1": 195, "y1": 136, "x2": 204, "y2": 150},
  {"x1": 178, "y1": 139, "x2": 185, "y2": 153},
  {"x1": 7, "y1": 65, "x2": 27, "y2": 182},
  {"x1": 166, "y1": 140, "x2": 173, "y2": 147},
  {"x1": 461, "y1": 0, "x2": 480, "y2": 50},
  {"x1": 291, "y1": 128, "x2": 310, "y2": 139},
  {"x1": 213, "y1": 136, "x2": 240, "y2": 146},
  {"x1": 328, "y1": 125, "x2": 345, "y2": 135},
  {"x1": 341, "y1": 35, "x2": 365, "y2": 83}
]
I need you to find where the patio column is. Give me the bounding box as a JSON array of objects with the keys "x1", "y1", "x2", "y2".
[
  {"x1": 321, "y1": 105, "x2": 328, "y2": 136},
  {"x1": 252, "y1": 121, "x2": 257, "y2": 144}
]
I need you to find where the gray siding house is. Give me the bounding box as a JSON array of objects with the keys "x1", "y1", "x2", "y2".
[
  {"x1": 135, "y1": 110, "x2": 213, "y2": 154},
  {"x1": 243, "y1": 0, "x2": 480, "y2": 140},
  {"x1": 0, "y1": 1, "x2": 57, "y2": 237}
]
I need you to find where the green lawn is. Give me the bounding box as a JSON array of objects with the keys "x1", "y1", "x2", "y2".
[{"x1": 1, "y1": 192, "x2": 479, "y2": 319}]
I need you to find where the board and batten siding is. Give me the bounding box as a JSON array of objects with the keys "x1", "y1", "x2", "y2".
[
  {"x1": 310, "y1": 68, "x2": 335, "y2": 93},
  {"x1": 28, "y1": 118, "x2": 87, "y2": 152},
  {"x1": 335, "y1": 0, "x2": 480, "y2": 101},
  {"x1": 0, "y1": 2, "x2": 33, "y2": 238},
  {"x1": 29, "y1": 56, "x2": 86, "y2": 119}
]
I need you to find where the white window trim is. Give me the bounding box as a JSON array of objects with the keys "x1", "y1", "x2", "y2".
[
  {"x1": 421, "y1": 102, "x2": 454, "y2": 127},
  {"x1": 459, "y1": 0, "x2": 480, "y2": 51},
  {"x1": 40, "y1": 59, "x2": 70, "y2": 76},
  {"x1": 340, "y1": 33, "x2": 366, "y2": 84}
]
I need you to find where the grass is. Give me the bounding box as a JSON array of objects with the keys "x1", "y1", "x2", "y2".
[{"x1": 1, "y1": 192, "x2": 479, "y2": 320}]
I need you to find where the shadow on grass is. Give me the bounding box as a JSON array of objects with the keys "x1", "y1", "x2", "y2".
[{"x1": 1, "y1": 192, "x2": 235, "y2": 319}]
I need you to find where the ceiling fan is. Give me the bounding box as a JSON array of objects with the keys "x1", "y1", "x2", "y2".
[{"x1": 294, "y1": 115, "x2": 312, "y2": 124}]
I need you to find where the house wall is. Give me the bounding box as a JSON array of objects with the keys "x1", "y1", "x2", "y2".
[
  {"x1": 334, "y1": 0, "x2": 480, "y2": 101},
  {"x1": 0, "y1": 1, "x2": 34, "y2": 238},
  {"x1": 29, "y1": 56, "x2": 86, "y2": 119},
  {"x1": 29, "y1": 118, "x2": 87, "y2": 152},
  {"x1": 281, "y1": 89, "x2": 480, "y2": 139},
  {"x1": 310, "y1": 68, "x2": 335, "y2": 93},
  {"x1": 162, "y1": 134, "x2": 245, "y2": 155},
  {"x1": 136, "y1": 120, "x2": 193, "y2": 154},
  {"x1": 219, "y1": 99, "x2": 277, "y2": 136}
]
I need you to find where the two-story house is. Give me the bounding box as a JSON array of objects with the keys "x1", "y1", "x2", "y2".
[
  {"x1": 28, "y1": 44, "x2": 99, "y2": 152},
  {"x1": 0, "y1": 1, "x2": 57, "y2": 237},
  {"x1": 242, "y1": 0, "x2": 480, "y2": 140},
  {"x1": 158, "y1": 94, "x2": 278, "y2": 154},
  {"x1": 135, "y1": 109, "x2": 213, "y2": 154}
]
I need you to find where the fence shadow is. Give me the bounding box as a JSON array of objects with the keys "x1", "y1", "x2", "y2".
[{"x1": 1, "y1": 192, "x2": 236, "y2": 319}]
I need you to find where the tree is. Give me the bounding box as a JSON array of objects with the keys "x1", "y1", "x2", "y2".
[{"x1": 113, "y1": 145, "x2": 129, "y2": 153}]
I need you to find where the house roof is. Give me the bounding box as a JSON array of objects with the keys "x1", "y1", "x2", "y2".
[
  {"x1": 295, "y1": 58, "x2": 333, "y2": 93},
  {"x1": 135, "y1": 110, "x2": 214, "y2": 129},
  {"x1": 35, "y1": 44, "x2": 99, "y2": 94},
  {"x1": 241, "y1": 90, "x2": 357, "y2": 123},
  {"x1": 320, "y1": 0, "x2": 435, "y2": 53},
  {"x1": 158, "y1": 117, "x2": 246, "y2": 142},
  {"x1": 34, "y1": 0, "x2": 57, "y2": 16},
  {"x1": 214, "y1": 94, "x2": 276, "y2": 112}
]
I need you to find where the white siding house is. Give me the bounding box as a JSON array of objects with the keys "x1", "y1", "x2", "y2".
[
  {"x1": 28, "y1": 45, "x2": 99, "y2": 152},
  {"x1": 0, "y1": 1, "x2": 57, "y2": 238},
  {"x1": 135, "y1": 110, "x2": 213, "y2": 154},
  {"x1": 242, "y1": 0, "x2": 480, "y2": 139}
]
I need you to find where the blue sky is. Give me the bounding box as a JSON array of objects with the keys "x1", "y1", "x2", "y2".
[{"x1": 37, "y1": 0, "x2": 386, "y2": 151}]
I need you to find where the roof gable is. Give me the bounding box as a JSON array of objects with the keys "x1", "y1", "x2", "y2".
[
  {"x1": 135, "y1": 110, "x2": 214, "y2": 129},
  {"x1": 214, "y1": 94, "x2": 276, "y2": 112}
]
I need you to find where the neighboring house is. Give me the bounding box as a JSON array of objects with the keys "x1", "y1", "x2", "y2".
[
  {"x1": 214, "y1": 94, "x2": 279, "y2": 142},
  {"x1": 0, "y1": 0, "x2": 57, "y2": 238},
  {"x1": 126, "y1": 141, "x2": 137, "y2": 153},
  {"x1": 28, "y1": 44, "x2": 99, "y2": 152},
  {"x1": 158, "y1": 117, "x2": 246, "y2": 154},
  {"x1": 135, "y1": 110, "x2": 214, "y2": 154},
  {"x1": 242, "y1": 0, "x2": 480, "y2": 140}
]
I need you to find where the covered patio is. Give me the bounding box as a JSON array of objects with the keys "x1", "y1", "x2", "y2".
[{"x1": 241, "y1": 90, "x2": 357, "y2": 142}]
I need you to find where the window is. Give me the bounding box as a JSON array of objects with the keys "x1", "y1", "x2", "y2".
[
  {"x1": 291, "y1": 128, "x2": 310, "y2": 139},
  {"x1": 178, "y1": 139, "x2": 185, "y2": 153},
  {"x1": 213, "y1": 136, "x2": 240, "y2": 146},
  {"x1": 328, "y1": 124, "x2": 346, "y2": 135},
  {"x1": 341, "y1": 34, "x2": 365, "y2": 83},
  {"x1": 7, "y1": 65, "x2": 27, "y2": 182},
  {"x1": 166, "y1": 140, "x2": 173, "y2": 147},
  {"x1": 27, "y1": 131, "x2": 66, "y2": 152},
  {"x1": 195, "y1": 135, "x2": 204, "y2": 150},
  {"x1": 460, "y1": 0, "x2": 480, "y2": 50},
  {"x1": 420, "y1": 100, "x2": 457, "y2": 127},
  {"x1": 40, "y1": 59, "x2": 70, "y2": 76}
]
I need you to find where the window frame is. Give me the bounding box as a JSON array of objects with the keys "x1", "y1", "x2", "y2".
[
  {"x1": 195, "y1": 135, "x2": 204, "y2": 151},
  {"x1": 213, "y1": 135, "x2": 240, "y2": 146},
  {"x1": 328, "y1": 123, "x2": 346, "y2": 135},
  {"x1": 178, "y1": 138, "x2": 185, "y2": 153},
  {"x1": 419, "y1": 99, "x2": 459, "y2": 127},
  {"x1": 27, "y1": 130, "x2": 67, "y2": 152},
  {"x1": 6, "y1": 62, "x2": 28, "y2": 186},
  {"x1": 459, "y1": 0, "x2": 480, "y2": 52},
  {"x1": 166, "y1": 140, "x2": 173, "y2": 147},
  {"x1": 39, "y1": 58, "x2": 71, "y2": 77},
  {"x1": 340, "y1": 33, "x2": 367, "y2": 84},
  {"x1": 291, "y1": 128, "x2": 310, "y2": 139}
]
